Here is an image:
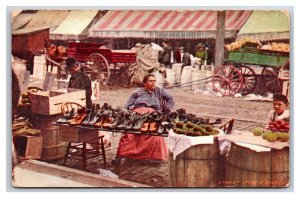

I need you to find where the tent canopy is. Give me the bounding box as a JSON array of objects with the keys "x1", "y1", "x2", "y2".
[
  {"x1": 238, "y1": 10, "x2": 290, "y2": 41},
  {"x1": 50, "y1": 10, "x2": 99, "y2": 40},
  {"x1": 12, "y1": 11, "x2": 35, "y2": 31},
  {"x1": 89, "y1": 10, "x2": 251, "y2": 39},
  {"x1": 12, "y1": 10, "x2": 70, "y2": 35}
]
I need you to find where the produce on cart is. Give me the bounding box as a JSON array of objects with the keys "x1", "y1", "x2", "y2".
[{"x1": 215, "y1": 38, "x2": 290, "y2": 95}]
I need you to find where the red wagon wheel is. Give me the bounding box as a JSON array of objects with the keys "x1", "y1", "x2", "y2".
[
  {"x1": 212, "y1": 65, "x2": 243, "y2": 96},
  {"x1": 261, "y1": 66, "x2": 281, "y2": 93},
  {"x1": 84, "y1": 53, "x2": 110, "y2": 85},
  {"x1": 237, "y1": 65, "x2": 257, "y2": 95}
]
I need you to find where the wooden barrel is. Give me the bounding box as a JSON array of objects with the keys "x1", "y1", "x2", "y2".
[
  {"x1": 224, "y1": 142, "x2": 289, "y2": 187},
  {"x1": 168, "y1": 140, "x2": 221, "y2": 187},
  {"x1": 31, "y1": 114, "x2": 67, "y2": 161}
]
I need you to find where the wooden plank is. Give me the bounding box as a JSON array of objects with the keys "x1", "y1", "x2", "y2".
[{"x1": 175, "y1": 154, "x2": 185, "y2": 187}]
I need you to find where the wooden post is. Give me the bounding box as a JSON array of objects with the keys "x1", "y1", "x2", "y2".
[{"x1": 215, "y1": 11, "x2": 226, "y2": 69}]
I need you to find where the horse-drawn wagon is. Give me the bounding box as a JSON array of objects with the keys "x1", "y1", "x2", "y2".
[
  {"x1": 211, "y1": 42, "x2": 289, "y2": 96},
  {"x1": 46, "y1": 41, "x2": 137, "y2": 86}
]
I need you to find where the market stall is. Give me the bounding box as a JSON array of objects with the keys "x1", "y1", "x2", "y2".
[{"x1": 88, "y1": 10, "x2": 251, "y2": 39}]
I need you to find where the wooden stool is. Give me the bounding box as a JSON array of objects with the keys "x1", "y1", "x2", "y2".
[
  {"x1": 63, "y1": 135, "x2": 107, "y2": 170},
  {"x1": 60, "y1": 102, "x2": 107, "y2": 170}
]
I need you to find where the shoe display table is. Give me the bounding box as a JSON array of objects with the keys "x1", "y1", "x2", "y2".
[{"x1": 57, "y1": 123, "x2": 169, "y2": 138}]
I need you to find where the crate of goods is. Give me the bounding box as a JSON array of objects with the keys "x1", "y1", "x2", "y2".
[
  {"x1": 278, "y1": 69, "x2": 290, "y2": 80},
  {"x1": 13, "y1": 135, "x2": 43, "y2": 159},
  {"x1": 30, "y1": 88, "x2": 86, "y2": 115}
]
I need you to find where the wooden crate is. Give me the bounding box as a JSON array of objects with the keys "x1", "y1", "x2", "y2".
[
  {"x1": 13, "y1": 135, "x2": 43, "y2": 159},
  {"x1": 58, "y1": 125, "x2": 98, "y2": 143},
  {"x1": 30, "y1": 88, "x2": 86, "y2": 115},
  {"x1": 282, "y1": 80, "x2": 290, "y2": 101}
]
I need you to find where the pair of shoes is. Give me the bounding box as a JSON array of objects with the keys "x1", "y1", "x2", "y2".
[
  {"x1": 93, "y1": 104, "x2": 115, "y2": 128},
  {"x1": 131, "y1": 112, "x2": 148, "y2": 131},
  {"x1": 116, "y1": 112, "x2": 132, "y2": 130},
  {"x1": 81, "y1": 109, "x2": 94, "y2": 126},
  {"x1": 57, "y1": 108, "x2": 77, "y2": 124},
  {"x1": 140, "y1": 111, "x2": 163, "y2": 133},
  {"x1": 69, "y1": 108, "x2": 87, "y2": 126},
  {"x1": 108, "y1": 111, "x2": 125, "y2": 130},
  {"x1": 85, "y1": 104, "x2": 101, "y2": 126},
  {"x1": 140, "y1": 120, "x2": 158, "y2": 133},
  {"x1": 156, "y1": 114, "x2": 172, "y2": 134}
]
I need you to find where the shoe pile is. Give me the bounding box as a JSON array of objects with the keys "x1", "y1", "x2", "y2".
[{"x1": 56, "y1": 105, "x2": 221, "y2": 137}]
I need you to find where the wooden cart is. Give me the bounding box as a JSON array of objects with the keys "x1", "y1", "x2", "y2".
[
  {"x1": 67, "y1": 42, "x2": 137, "y2": 86},
  {"x1": 213, "y1": 44, "x2": 289, "y2": 96}
]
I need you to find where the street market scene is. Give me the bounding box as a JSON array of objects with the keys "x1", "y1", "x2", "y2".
[{"x1": 11, "y1": 9, "x2": 291, "y2": 188}]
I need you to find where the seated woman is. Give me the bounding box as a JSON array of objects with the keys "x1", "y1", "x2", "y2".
[{"x1": 112, "y1": 74, "x2": 175, "y2": 164}]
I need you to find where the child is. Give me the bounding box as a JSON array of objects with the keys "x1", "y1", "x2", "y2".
[{"x1": 268, "y1": 94, "x2": 289, "y2": 123}]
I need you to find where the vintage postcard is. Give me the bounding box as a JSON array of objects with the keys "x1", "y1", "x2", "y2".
[{"x1": 10, "y1": 8, "x2": 290, "y2": 188}]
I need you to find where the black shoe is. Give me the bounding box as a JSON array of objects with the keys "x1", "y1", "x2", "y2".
[
  {"x1": 81, "y1": 109, "x2": 93, "y2": 126},
  {"x1": 209, "y1": 118, "x2": 222, "y2": 125},
  {"x1": 132, "y1": 113, "x2": 148, "y2": 131},
  {"x1": 110, "y1": 111, "x2": 125, "y2": 129},
  {"x1": 111, "y1": 156, "x2": 122, "y2": 165}
]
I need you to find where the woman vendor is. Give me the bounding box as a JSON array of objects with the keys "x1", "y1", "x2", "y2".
[{"x1": 112, "y1": 74, "x2": 175, "y2": 164}]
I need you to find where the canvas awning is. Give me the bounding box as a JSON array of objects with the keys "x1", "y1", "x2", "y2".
[
  {"x1": 12, "y1": 10, "x2": 70, "y2": 35},
  {"x1": 11, "y1": 11, "x2": 35, "y2": 31},
  {"x1": 88, "y1": 10, "x2": 251, "y2": 39},
  {"x1": 237, "y1": 10, "x2": 290, "y2": 41},
  {"x1": 50, "y1": 10, "x2": 99, "y2": 40}
]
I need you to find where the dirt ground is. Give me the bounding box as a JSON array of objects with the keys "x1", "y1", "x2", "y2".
[{"x1": 47, "y1": 85, "x2": 274, "y2": 187}]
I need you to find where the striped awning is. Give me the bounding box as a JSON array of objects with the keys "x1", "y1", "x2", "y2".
[{"x1": 89, "y1": 10, "x2": 251, "y2": 39}]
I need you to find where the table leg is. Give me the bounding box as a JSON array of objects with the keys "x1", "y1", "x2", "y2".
[
  {"x1": 63, "y1": 142, "x2": 71, "y2": 166},
  {"x1": 100, "y1": 137, "x2": 107, "y2": 167},
  {"x1": 82, "y1": 142, "x2": 87, "y2": 171}
]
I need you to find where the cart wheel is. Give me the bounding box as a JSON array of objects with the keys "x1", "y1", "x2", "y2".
[
  {"x1": 84, "y1": 53, "x2": 110, "y2": 85},
  {"x1": 237, "y1": 65, "x2": 257, "y2": 95},
  {"x1": 262, "y1": 67, "x2": 281, "y2": 93},
  {"x1": 212, "y1": 65, "x2": 243, "y2": 96}
]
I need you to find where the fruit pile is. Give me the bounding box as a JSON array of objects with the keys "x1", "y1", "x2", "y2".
[
  {"x1": 252, "y1": 127, "x2": 289, "y2": 143},
  {"x1": 173, "y1": 121, "x2": 219, "y2": 137},
  {"x1": 224, "y1": 37, "x2": 259, "y2": 51},
  {"x1": 17, "y1": 88, "x2": 40, "y2": 116},
  {"x1": 268, "y1": 120, "x2": 289, "y2": 132},
  {"x1": 261, "y1": 42, "x2": 289, "y2": 52}
]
